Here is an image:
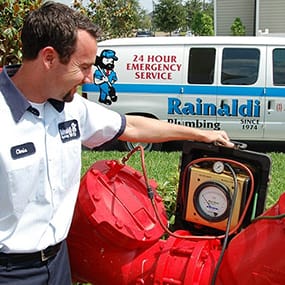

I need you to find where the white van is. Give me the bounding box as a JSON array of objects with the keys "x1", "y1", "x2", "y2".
[{"x1": 82, "y1": 36, "x2": 285, "y2": 151}]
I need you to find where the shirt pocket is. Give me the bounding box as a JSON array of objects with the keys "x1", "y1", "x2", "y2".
[{"x1": 7, "y1": 158, "x2": 46, "y2": 216}]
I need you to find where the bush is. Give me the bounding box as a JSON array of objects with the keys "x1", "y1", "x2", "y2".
[
  {"x1": 231, "y1": 17, "x2": 246, "y2": 36},
  {"x1": 0, "y1": 0, "x2": 42, "y2": 66}
]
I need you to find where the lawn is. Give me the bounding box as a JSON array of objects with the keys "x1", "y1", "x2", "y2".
[{"x1": 81, "y1": 148, "x2": 285, "y2": 211}]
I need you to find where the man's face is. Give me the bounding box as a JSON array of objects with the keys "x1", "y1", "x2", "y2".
[{"x1": 53, "y1": 30, "x2": 97, "y2": 102}]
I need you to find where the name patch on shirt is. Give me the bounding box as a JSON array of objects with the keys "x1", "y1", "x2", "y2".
[
  {"x1": 11, "y1": 142, "x2": 36, "y2": 160},
  {"x1": 58, "y1": 120, "x2": 80, "y2": 143}
]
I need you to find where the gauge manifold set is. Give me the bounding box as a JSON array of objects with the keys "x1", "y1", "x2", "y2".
[
  {"x1": 184, "y1": 165, "x2": 250, "y2": 231},
  {"x1": 174, "y1": 141, "x2": 271, "y2": 235}
]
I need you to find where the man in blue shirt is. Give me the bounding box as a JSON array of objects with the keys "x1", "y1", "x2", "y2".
[{"x1": 0, "y1": 2, "x2": 233, "y2": 284}]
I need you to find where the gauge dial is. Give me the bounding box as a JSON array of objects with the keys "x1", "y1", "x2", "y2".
[
  {"x1": 193, "y1": 181, "x2": 231, "y2": 222},
  {"x1": 213, "y1": 161, "x2": 224, "y2": 174}
]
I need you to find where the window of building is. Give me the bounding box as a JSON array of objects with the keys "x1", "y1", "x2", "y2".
[
  {"x1": 273, "y1": 48, "x2": 285, "y2": 86},
  {"x1": 188, "y1": 48, "x2": 216, "y2": 84},
  {"x1": 221, "y1": 48, "x2": 260, "y2": 85}
]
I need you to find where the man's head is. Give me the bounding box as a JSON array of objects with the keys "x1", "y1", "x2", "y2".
[
  {"x1": 21, "y1": 1, "x2": 100, "y2": 64},
  {"x1": 17, "y1": 1, "x2": 101, "y2": 103}
]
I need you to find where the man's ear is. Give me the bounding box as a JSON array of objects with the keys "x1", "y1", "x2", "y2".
[{"x1": 41, "y1": 46, "x2": 57, "y2": 69}]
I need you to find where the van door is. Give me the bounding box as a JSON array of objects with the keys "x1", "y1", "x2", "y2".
[
  {"x1": 264, "y1": 46, "x2": 285, "y2": 140},
  {"x1": 216, "y1": 46, "x2": 266, "y2": 140},
  {"x1": 175, "y1": 46, "x2": 218, "y2": 131}
]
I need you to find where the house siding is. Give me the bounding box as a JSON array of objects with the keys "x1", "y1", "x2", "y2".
[
  {"x1": 259, "y1": 0, "x2": 285, "y2": 34},
  {"x1": 215, "y1": 0, "x2": 255, "y2": 36}
]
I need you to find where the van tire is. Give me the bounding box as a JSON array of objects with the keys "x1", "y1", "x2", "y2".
[{"x1": 120, "y1": 141, "x2": 162, "y2": 152}]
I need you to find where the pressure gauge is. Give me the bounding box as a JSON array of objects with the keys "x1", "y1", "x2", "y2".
[
  {"x1": 193, "y1": 181, "x2": 231, "y2": 222},
  {"x1": 213, "y1": 161, "x2": 224, "y2": 174}
]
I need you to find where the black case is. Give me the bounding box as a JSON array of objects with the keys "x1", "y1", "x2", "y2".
[{"x1": 174, "y1": 141, "x2": 272, "y2": 235}]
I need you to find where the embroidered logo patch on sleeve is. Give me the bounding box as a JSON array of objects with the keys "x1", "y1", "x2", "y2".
[{"x1": 58, "y1": 120, "x2": 81, "y2": 143}]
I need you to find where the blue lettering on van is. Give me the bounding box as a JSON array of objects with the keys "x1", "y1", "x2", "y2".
[{"x1": 168, "y1": 98, "x2": 260, "y2": 117}]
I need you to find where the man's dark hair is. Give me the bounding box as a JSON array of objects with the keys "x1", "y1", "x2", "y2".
[{"x1": 21, "y1": 1, "x2": 101, "y2": 64}]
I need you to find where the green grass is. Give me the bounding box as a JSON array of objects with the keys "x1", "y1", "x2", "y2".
[
  {"x1": 81, "y1": 150, "x2": 180, "y2": 185},
  {"x1": 265, "y1": 152, "x2": 285, "y2": 207},
  {"x1": 81, "y1": 149, "x2": 285, "y2": 211}
]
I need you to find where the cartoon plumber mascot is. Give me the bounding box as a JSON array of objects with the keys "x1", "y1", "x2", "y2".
[{"x1": 94, "y1": 49, "x2": 118, "y2": 105}]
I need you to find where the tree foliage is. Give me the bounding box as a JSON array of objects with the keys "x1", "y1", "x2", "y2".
[
  {"x1": 0, "y1": 0, "x2": 42, "y2": 66},
  {"x1": 73, "y1": 0, "x2": 142, "y2": 39},
  {"x1": 153, "y1": 0, "x2": 186, "y2": 35},
  {"x1": 153, "y1": 0, "x2": 213, "y2": 35},
  {"x1": 191, "y1": 11, "x2": 214, "y2": 35},
  {"x1": 184, "y1": 0, "x2": 203, "y2": 31},
  {"x1": 202, "y1": 0, "x2": 214, "y2": 20},
  {"x1": 138, "y1": 9, "x2": 153, "y2": 31},
  {"x1": 0, "y1": 0, "x2": 215, "y2": 67},
  {"x1": 231, "y1": 17, "x2": 246, "y2": 36}
]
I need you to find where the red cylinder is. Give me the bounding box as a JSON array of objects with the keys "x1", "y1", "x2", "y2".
[
  {"x1": 67, "y1": 160, "x2": 222, "y2": 285},
  {"x1": 67, "y1": 159, "x2": 168, "y2": 284},
  {"x1": 217, "y1": 193, "x2": 285, "y2": 285},
  {"x1": 148, "y1": 231, "x2": 221, "y2": 285}
]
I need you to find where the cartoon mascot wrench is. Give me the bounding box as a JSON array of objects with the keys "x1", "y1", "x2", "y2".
[{"x1": 94, "y1": 49, "x2": 118, "y2": 105}]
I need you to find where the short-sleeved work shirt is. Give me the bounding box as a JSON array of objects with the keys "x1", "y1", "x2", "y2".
[{"x1": 0, "y1": 65, "x2": 126, "y2": 253}]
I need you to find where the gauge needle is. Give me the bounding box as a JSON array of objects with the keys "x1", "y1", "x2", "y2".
[
  {"x1": 202, "y1": 194, "x2": 218, "y2": 216},
  {"x1": 202, "y1": 194, "x2": 211, "y2": 206}
]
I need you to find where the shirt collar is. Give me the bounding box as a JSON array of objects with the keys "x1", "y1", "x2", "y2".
[
  {"x1": 0, "y1": 65, "x2": 65, "y2": 122},
  {"x1": 47, "y1": 98, "x2": 65, "y2": 112}
]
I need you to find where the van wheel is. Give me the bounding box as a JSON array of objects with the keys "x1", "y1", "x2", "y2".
[{"x1": 120, "y1": 141, "x2": 162, "y2": 152}]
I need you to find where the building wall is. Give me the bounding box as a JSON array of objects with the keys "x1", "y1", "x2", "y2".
[
  {"x1": 215, "y1": 0, "x2": 255, "y2": 36},
  {"x1": 215, "y1": 0, "x2": 285, "y2": 36},
  {"x1": 258, "y1": 0, "x2": 285, "y2": 34}
]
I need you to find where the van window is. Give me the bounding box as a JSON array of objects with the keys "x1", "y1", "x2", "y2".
[
  {"x1": 188, "y1": 48, "x2": 216, "y2": 84},
  {"x1": 221, "y1": 48, "x2": 260, "y2": 85},
  {"x1": 273, "y1": 48, "x2": 285, "y2": 86}
]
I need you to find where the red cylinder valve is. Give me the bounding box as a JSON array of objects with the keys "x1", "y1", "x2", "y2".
[
  {"x1": 68, "y1": 159, "x2": 285, "y2": 285},
  {"x1": 67, "y1": 159, "x2": 168, "y2": 283},
  {"x1": 67, "y1": 160, "x2": 221, "y2": 285}
]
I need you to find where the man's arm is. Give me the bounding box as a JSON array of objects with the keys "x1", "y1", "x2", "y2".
[{"x1": 118, "y1": 115, "x2": 234, "y2": 148}]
